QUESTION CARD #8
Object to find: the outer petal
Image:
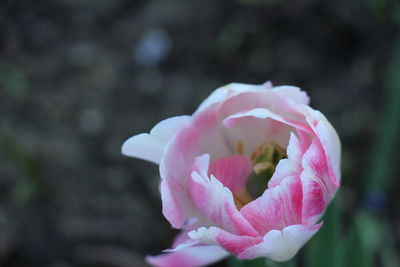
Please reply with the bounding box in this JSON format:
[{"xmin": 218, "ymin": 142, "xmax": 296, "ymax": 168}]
[
  {"xmin": 195, "ymin": 82, "xmax": 273, "ymax": 113},
  {"xmin": 189, "ymin": 154, "xmax": 259, "ymax": 236},
  {"xmin": 146, "ymin": 245, "xmax": 229, "ymax": 267},
  {"xmin": 159, "ymin": 179, "xmax": 186, "ymax": 230},
  {"xmin": 240, "ymin": 175, "xmax": 303, "ymax": 235},
  {"xmin": 238, "ymin": 223, "xmax": 322, "ymax": 262},
  {"xmin": 217, "ymin": 86, "xmax": 310, "ymax": 124},
  {"xmin": 301, "ymin": 138, "xmax": 338, "ymax": 224},
  {"xmin": 122, "ymin": 115, "xmax": 191, "ymax": 164},
  {"xmin": 303, "ymin": 107, "xmax": 341, "ymax": 185},
  {"xmin": 160, "ymin": 109, "xmax": 231, "ymax": 228}
]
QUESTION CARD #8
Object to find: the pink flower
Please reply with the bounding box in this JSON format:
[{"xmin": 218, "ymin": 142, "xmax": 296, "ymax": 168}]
[{"xmin": 122, "ymin": 82, "xmax": 341, "ymax": 267}]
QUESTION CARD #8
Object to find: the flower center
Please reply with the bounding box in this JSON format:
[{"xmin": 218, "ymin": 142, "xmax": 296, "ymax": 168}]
[{"xmin": 233, "ymin": 142, "xmax": 287, "ymax": 210}]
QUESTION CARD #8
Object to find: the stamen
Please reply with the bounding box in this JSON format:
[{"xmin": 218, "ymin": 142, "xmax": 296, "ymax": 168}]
[
  {"xmin": 236, "ymin": 140, "xmax": 244, "ymax": 154},
  {"xmin": 251, "ymin": 143, "xmax": 265, "ymax": 161},
  {"xmin": 246, "ymin": 142, "xmax": 287, "ymax": 200},
  {"xmin": 232, "ymin": 142, "xmax": 287, "ymax": 210},
  {"xmin": 253, "ymin": 161, "xmax": 274, "ymax": 174},
  {"xmin": 233, "ymin": 190, "xmax": 253, "ymax": 210}
]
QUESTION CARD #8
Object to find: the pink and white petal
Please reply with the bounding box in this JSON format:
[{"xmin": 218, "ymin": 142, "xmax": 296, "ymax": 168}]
[
  {"xmin": 272, "ymin": 85, "xmax": 310, "ymax": 105},
  {"xmin": 300, "ymin": 177, "xmax": 326, "ymax": 225},
  {"xmin": 122, "ymin": 115, "xmax": 191, "ymax": 164},
  {"xmin": 160, "ymin": 167, "xmax": 210, "ymax": 229},
  {"xmin": 189, "ymin": 154, "xmax": 258, "ymax": 236},
  {"xmin": 192, "ymin": 107, "xmax": 236, "ymax": 159},
  {"xmin": 161, "ymin": 109, "xmax": 230, "ymax": 189},
  {"xmin": 160, "ymin": 109, "xmax": 231, "ymax": 228},
  {"xmin": 315, "ymin": 120, "xmax": 341, "ymax": 184},
  {"xmin": 209, "ymin": 155, "xmax": 252, "ymax": 193},
  {"xmin": 301, "ymin": 138, "xmax": 338, "ymax": 224},
  {"xmin": 195, "ymin": 82, "xmax": 272, "ymax": 113},
  {"xmin": 224, "ymin": 108, "xmax": 312, "ymax": 140},
  {"xmin": 240, "ymin": 176, "xmax": 303, "ymax": 236},
  {"xmin": 238, "ymin": 223, "xmax": 322, "ymax": 262},
  {"xmin": 189, "ymin": 226, "xmax": 263, "ymax": 256},
  {"xmin": 222, "ymin": 111, "xmax": 297, "ymax": 159},
  {"xmin": 269, "ymin": 131, "xmax": 312, "ymax": 188},
  {"xmin": 217, "ymin": 87, "xmax": 310, "ymax": 124},
  {"xmin": 160, "ymin": 179, "xmax": 188, "ymax": 229},
  {"xmin": 146, "ymin": 245, "xmax": 229, "ymax": 267},
  {"xmin": 307, "ymin": 109, "xmax": 341, "ymax": 185},
  {"xmin": 164, "ymin": 223, "xmax": 204, "ymax": 253},
  {"xmin": 222, "ymin": 108, "xmax": 314, "ymax": 158}
]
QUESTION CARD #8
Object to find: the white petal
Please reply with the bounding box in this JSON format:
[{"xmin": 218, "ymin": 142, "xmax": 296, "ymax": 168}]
[
  {"xmin": 121, "ymin": 115, "xmax": 191, "ymax": 164},
  {"xmin": 146, "ymin": 245, "xmax": 229, "ymax": 267},
  {"xmin": 238, "ymin": 224, "xmax": 322, "ymax": 261}
]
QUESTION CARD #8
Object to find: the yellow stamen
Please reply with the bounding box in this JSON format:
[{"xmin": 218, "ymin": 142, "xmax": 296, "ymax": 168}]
[
  {"xmin": 251, "ymin": 143, "xmax": 266, "ymax": 161},
  {"xmin": 233, "ymin": 190, "xmax": 253, "ymax": 210},
  {"xmin": 236, "ymin": 140, "xmax": 244, "ymax": 154},
  {"xmin": 253, "ymin": 161, "xmax": 274, "ymax": 174}
]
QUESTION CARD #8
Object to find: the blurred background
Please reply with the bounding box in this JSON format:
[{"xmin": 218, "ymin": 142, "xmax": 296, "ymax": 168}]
[{"xmin": 1, "ymin": 0, "xmax": 400, "ymax": 266}]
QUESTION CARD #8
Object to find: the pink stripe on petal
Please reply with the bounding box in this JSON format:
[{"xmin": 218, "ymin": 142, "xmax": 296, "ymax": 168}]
[
  {"xmin": 313, "ymin": 117, "xmax": 341, "ymax": 185},
  {"xmin": 301, "ymin": 177, "xmax": 325, "ymax": 225},
  {"xmin": 240, "ymin": 176, "xmax": 303, "ymax": 235},
  {"xmin": 214, "ymin": 229, "xmax": 263, "ymax": 255},
  {"xmin": 190, "ymin": 155, "xmax": 258, "ymax": 236},
  {"xmin": 209, "ymin": 155, "xmax": 252, "ymax": 193},
  {"xmin": 160, "ymin": 109, "xmax": 226, "ymax": 228},
  {"xmin": 303, "ymin": 107, "xmax": 341, "ymax": 186},
  {"xmin": 188, "ymin": 226, "xmax": 262, "ymax": 257},
  {"xmin": 301, "ymin": 138, "xmax": 338, "ymax": 224}
]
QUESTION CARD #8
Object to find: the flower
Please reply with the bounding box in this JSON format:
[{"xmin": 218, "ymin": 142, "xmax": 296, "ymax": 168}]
[{"xmin": 122, "ymin": 82, "xmax": 341, "ymax": 267}]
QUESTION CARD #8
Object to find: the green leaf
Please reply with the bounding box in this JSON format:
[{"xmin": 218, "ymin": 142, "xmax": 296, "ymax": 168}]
[
  {"xmin": 365, "ymin": 39, "xmax": 400, "ymax": 192},
  {"xmin": 228, "ymin": 257, "xmax": 296, "ymax": 267},
  {"xmin": 306, "ymin": 199, "xmax": 343, "ymax": 267},
  {"xmin": 345, "ymin": 214, "xmax": 373, "ymax": 267},
  {"xmin": 228, "ymin": 257, "xmax": 266, "ymax": 267}
]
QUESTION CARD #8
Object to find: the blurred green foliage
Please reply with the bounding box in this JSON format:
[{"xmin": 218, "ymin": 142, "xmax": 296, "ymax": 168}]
[
  {"xmin": 0, "ymin": 67, "xmax": 29, "ymax": 98},
  {"xmin": 306, "ymin": 199, "xmax": 344, "ymax": 267},
  {"xmin": 0, "ymin": 131, "xmax": 43, "ymax": 205}
]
